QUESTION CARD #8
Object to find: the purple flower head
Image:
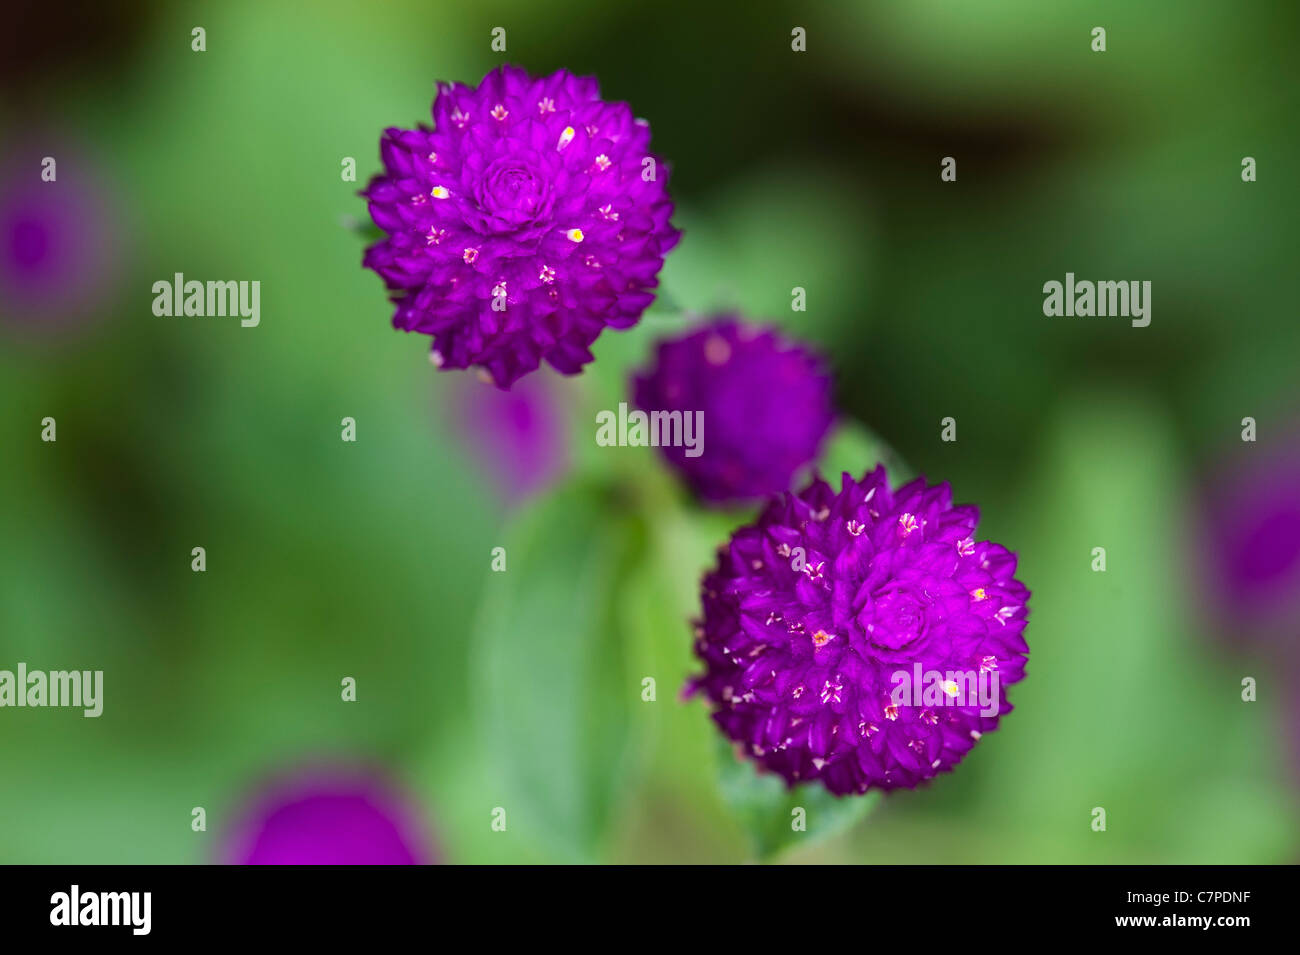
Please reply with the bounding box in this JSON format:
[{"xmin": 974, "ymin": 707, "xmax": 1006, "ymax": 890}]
[
  {"xmin": 690, "ymin": 467, "xmax": 1030, "ymax": 795},
  {"xmin": 1203, "ymin": 440, "xmax": 1300, "ymax": 634},
  {"xmin": 449, "ymin": 367, "xmax": 570, "ymax": 505},
  {"xmin": 362, "ymin": 65, "xmax": 680, "ymax": 389},
  {"xmin": 633, "ymin": 317, "xmax": 834, "ymax": 504},
  {"xmin": 223, "ymin": 767, "xmax": 434, "ymax": 865}
]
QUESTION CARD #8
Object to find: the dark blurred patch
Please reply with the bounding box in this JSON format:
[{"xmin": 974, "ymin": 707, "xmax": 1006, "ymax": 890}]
[
  {"xmin": 494, "ymin": 3, "xmax": 1073, "ymax": 203},
  {"xmin": 0, "ymin": 0, "xmax": 155, "ymax": 97}
]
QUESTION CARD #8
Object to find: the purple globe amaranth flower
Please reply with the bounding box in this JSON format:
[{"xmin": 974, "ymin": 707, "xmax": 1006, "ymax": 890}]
[
  {"xmin": 362, "ymin": 65, "xmax": 680, "ymax": 388},
  {"xmin": 223, "ymin": 767, "xmax": 434, "ymax": 865},
  {"xmin": 690, "ymin": 466, "xmax": 1030, "ymax": 795},
  {"xmin": 633, "ymin": 318, "xmax": 834, "ymax": 504}
]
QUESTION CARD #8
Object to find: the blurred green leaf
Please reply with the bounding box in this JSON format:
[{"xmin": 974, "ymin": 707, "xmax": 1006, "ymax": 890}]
[
  {"xmin": 817, "ymin": 417, "xmax": 913, "ymax": 484},
  {"xmin": 344, "ymin": 216, "xmax": 384, "ymax": 243},
  {"xmin": 472, "ymin": 481, "xmax": 645, "ymax": 861},
  {"xmin": 658, "ymin": 166, "xmax": 879, "ymax": 344},
  {"xmin": 716, "ymin": 738, "xmax": 881, "ymax": 861},
  {"xmin": 977, "ymin": 389, "xmax": 1300, "ymax": 861}
]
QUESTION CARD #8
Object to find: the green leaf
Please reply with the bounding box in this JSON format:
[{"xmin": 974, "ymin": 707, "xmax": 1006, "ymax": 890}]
[
  {"xmin": 472, "ymin": 481, "xmax": 645, "ymax": 861},
  {"xmin": 342, "ymin": 214, "xmax": 383, "ymax": 243},
  {"xmin": 817, "ymin": 417, "xmax": 913, "ymax": 484},
  {"xmin": 657, "ymin": 167, "xmax": 879, "ymax": 345},
  {"xmin": 582, "ymin": 308, "xmax": 694, "ymax": 406},
  {"xmin": 715, "ymin": 738, "xmax": 881, "ymax": 861},
  {"xmin": 976, "ymin": 390, "xmax": 1300, "ymax": 861}
]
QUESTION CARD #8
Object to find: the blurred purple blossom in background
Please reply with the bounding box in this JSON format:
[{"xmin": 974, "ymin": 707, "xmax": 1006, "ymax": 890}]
[
  {"xmin": 1201, "ymin": 428, "xmax": 1300, "ymax": 785},
  {"xmin": 0, "ymin": 142, "xmax": 121, "ymax": 332},
  {"xmin": 223, "ymin": 766, "xmax": 434, "ymax": 865},
  {"xmin": 448, "ymin": 367, "xmax": 571, "ymax": 506},
  {"xmin": 1203, "ymin": 434, "xmax": 1300, "ymax": 638}
]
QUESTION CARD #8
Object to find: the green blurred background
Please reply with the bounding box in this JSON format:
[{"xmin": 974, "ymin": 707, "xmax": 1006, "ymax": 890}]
[{"xmin": 1, "ymin": 0, "xmax": 1297, "ymax": 863}]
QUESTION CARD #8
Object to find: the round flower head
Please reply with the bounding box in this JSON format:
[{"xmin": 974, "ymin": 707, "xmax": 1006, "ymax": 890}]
[
  {"xmin": 223, "ymin": 768, "xmax": 434, "ymax": 865},
  {"xmin": 632, "ymin": 318, "xmax": 834, "ymax": 504},
  {"xmin": 362, "ymin": 65, "xmax": 680, "ymax": 388},
  {"xmin": 690, "ymin": 466, "xmax": 1030, "ymax": 794}
]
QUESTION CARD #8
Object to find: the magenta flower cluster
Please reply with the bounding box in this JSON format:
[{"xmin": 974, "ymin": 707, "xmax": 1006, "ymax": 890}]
[
  {"xmin": 690, "ymin": 467, "xmax": 1030, "ymax": 794},
  {"xmin": 361, "ymin": 65, "xmax": 1031, "ymax": 802},
  {"xmin": 633, "ymin": 317, "xmax": 834, "ymax": 504},
  {"xmin": 363, "ymin": 65, "xmax": 679, "ymax": 388}
]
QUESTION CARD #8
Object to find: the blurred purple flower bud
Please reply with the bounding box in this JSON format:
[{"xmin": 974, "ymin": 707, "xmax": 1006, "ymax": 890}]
[
  {"xmin": 449, "ymin": 367, "xmax": 570, "ymax": 505},
  {"xmin": 224, "ymin": 766, "xmax": 435, "ymax": 865},
  {"xmin": 0, "ymin": 142, "xmax": 122, "ymax": 333},
  {"xmin": 1203, "ymin": 436, "xmax": 1300, "ymax": 636}
]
